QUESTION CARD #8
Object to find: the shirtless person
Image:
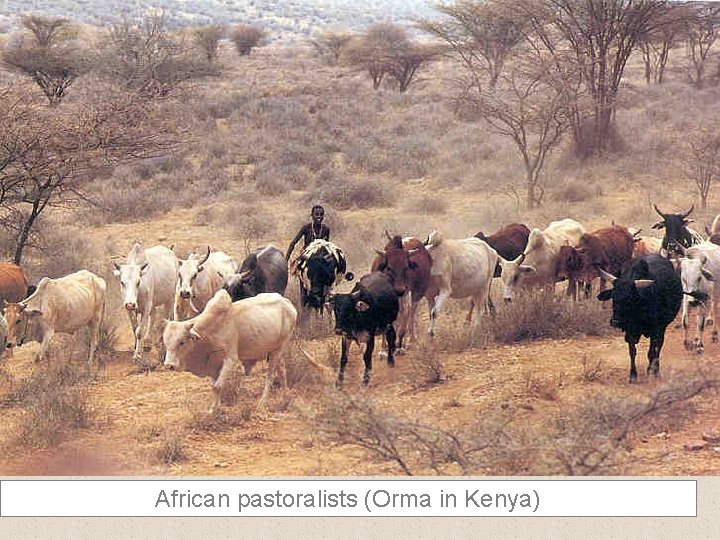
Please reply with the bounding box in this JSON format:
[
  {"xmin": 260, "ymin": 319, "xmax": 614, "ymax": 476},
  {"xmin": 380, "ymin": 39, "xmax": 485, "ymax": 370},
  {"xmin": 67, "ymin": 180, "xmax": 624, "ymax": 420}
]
[{"xmin": 285, "ymin": 205, "xmax": 330, "ymax": 261}]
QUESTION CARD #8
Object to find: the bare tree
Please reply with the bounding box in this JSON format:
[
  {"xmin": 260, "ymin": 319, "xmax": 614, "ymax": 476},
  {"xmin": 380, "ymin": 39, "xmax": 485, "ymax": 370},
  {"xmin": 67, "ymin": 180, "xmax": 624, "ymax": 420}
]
[
  {"xmin": 193, "ymin": 24, "xmax": 225, "ymax": 63},
  {"xmin": 385, "ymin": 42, "xmax": 441, "ymax": 93},
  {"xmin": 683, "ymin": 3, "xmax": 720, "ymax": 89},
  {"xmin": 0, "ymin": 88, "xmax": 186, "ymax": 263},
  {"xmin": 685, "ymin": 128, "xmax": 720, "ymax": 210},
  {"xmin": 458, "ymin": 57, "xmax": 575, "ymax": 208},
  {"xmin": 639, "ymin": 2, "xmax": 691, "ymax": 84},
  {"xmin": 229, "ymin": 24, "xmax": 265, "ymax": 56},
  {"xmin": 21, "ymin": 15, "xmax": 72, "ymax": 48},
  {"xmin": 421, "ymin": 0, "xmax": 527, "ymax": 88}
]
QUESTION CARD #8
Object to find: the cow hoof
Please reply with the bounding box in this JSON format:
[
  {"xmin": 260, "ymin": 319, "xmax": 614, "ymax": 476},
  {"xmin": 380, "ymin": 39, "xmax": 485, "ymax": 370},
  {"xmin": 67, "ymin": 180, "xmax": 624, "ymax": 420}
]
[
  {"xmin": 335, "ymin": 379, "xmax": 343, "ymax": 390},
  {"xmin": 673, "ymin": 322, "xmax": 682, "ymax": 329},
  {"xmin": 696, "ymin": 347, "xmax": 704, "ymax": 355},
  {"xmin": 143, "ymin": 345, "xmax": 152, "ymax": 352},
  {"xmin": 378, "ymin": 351, "xmax": 388, "ymax": 359},
  {"xmin": 684, "ymin": 340, "xmax": 693, "ymax": 351},
  {"xmin": 362, "ymin": 373, "xmax": 371, "ymax": 385},
  {"xmin": 713, "ymin": 333, "xmax": 719, "ymax": 343},
  {"xmin": 395, "ymin": 348, "xmax": 406, "ymax": 356},
  {"xmin": 387, "ymin": 358, "xmax": 395, "ymax": 368}
]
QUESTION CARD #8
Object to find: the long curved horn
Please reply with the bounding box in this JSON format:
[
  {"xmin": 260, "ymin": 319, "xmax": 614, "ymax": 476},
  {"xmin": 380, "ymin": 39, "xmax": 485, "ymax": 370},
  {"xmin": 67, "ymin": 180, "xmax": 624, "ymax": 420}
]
[
  {"xmin": 374, "ymin": 249, "xmax": 384, "ymax": 256},
  {"xmin": 682, "ymin": 204, "xmax": 695, "ymax": 219},
  {"xmin": 384, "ymin": 229, "xmax": 392, "ymax": 240},
  {"xmin": 597, "ymin": 268, "xmax": 617, "ymax": 284},
  {"xmin": 676, "ymin": 243, "xmax": 688, "ymax": 256},
  {"xmin": 653, "ymin": 204, "xmax": 666, "ymax": 218},
  {"xmin": 514, "ymin": 252, "xmax": 526, "ymax": 265},
  {"xmin": 198, "ymin": 246, "xmax": 211, "ymax": 267}
]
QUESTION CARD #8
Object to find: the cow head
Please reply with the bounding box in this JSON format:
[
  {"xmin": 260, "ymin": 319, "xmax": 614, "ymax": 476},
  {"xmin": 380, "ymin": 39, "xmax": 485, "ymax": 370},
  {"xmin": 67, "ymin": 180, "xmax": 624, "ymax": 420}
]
[
  {"xmin": 498, "ymin": 252, "xmax": 536, "ymax": 302},
  {"xmin": 373, "ymin": 235, "xmax": 418, "ymax": 297},
  {"xmin": 3, "ymin": 300, "xmax": 40, "ymax": 350},
  {"xmin": 176, "ymin": 247, "xmax": 210, "ymax": 301},
  {"xmin": 596, "ymin": 263, "xmax": 656, "ymax": 330},
  {"xmin": 652, "ymin": 204, "xmax": 695, "ymax": 254},
  {"xmin": 163, "ymin": 320, "xmax": 205, "ymax": 373},
  {"xmin": 328, "ymin": 290, "xmax": 371, "ymax": 340},
  {"xmin": 223, "ymin": 270, "xmax": 256, "ymax": 301},
  {"xmin": 555, "ymin": 245, "xmax": 583, "ymax": 282},
  {"xmin": 114, "ymin": 261, "xmax": 149, "ymax": 312}
]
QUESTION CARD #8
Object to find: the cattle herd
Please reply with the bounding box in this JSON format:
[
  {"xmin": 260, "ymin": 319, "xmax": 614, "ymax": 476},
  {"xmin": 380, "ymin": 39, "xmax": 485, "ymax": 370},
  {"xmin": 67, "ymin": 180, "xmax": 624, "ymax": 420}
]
[{"xmin": 1, "ymin": 204, "xmax": 720, "ymax": 413}]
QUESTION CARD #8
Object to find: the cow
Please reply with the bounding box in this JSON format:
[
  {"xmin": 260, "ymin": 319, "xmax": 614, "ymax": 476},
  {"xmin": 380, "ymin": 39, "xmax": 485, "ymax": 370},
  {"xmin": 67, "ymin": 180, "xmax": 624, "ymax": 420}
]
[
  {"xmin": 4, "ymin": 270, "xmax": 106, "ymax": 364},
  {"xmin": 631, "ymin": 233, "xmax": 663, "ymax": 258},
  {"xmin": 163, "ymin": 290, "xmax": 297, "ymax": 413},
  {"xmin": 555, "ymin": 226, "xmax": 635, "ymax": 299},
  {"xmin": 683, "ymin": 242, "xmax": 720, "ymax": 344},
  {"xmin": 295, "ymin": 239, "xmax": 353, "ymax": 312},
  {"xmin": 597, "ymin": 254, "xmax": 682, "ymax": 382},
  {"xmin": 475, "ymin": 223, "xmax": 530, "ymax": 278},
  {"xmin": 113, "ymin": 242, "xmax": 178, "ymax": 364},
  {"xmin": 499, "ymin": 218, "xmax": 586, "ymax": 302},
  {"xmin": 329, "ymin": 272, "xmax": 399, "ymax": 388},
  {"xmin": 705, "ymin": 214, "xmax": 720, "ymax": 246},
  {"xmin": 223, "ymin": 245, "xmax": 287, "ymax": 301},
  {"xmin": 0, "ymin": 263, "xmax": 30, "ymax": 306},
  {"xmin": 424, "ymin": 230, "xmax": 498, "ymax": 337},
  {"xmin": 678, "ymin": 255, "xmax": 714, "ymax": 353},
  {"xmin": 371, "ymin": 234, "xmax": 432, "ymax": 351},
  {"xmin": 652, "ymin": 204, "xmax": 703, "ymax": 255},
  {"xmin": 174, "ymin": 247, "xmax": 237, "ymax": 320}
]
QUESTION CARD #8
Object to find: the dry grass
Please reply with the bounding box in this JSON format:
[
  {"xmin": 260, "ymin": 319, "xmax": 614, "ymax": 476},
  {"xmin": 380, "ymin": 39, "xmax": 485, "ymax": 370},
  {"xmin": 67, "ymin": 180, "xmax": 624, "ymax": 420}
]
[{"xmin": 154, "ymin": 428, "xmax": 188, "ymax": 465}]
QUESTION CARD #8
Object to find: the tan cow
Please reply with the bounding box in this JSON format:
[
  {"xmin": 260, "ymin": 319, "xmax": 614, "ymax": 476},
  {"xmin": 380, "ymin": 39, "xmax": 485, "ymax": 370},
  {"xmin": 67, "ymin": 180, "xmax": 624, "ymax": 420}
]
[
  {"xmin": 5, "ymin": 270, "xmax": 106, "ymax": 363},
  {"xmin": 163, "ymin": 290, "xmax": 297, "ymax": 413}
]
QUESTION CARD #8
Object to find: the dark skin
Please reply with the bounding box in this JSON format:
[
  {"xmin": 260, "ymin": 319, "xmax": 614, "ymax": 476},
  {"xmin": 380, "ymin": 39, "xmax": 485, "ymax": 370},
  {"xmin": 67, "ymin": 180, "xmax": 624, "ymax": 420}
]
[{"xmin": 286, "ymin": 207, "xmax": 330, "ymax": 260}]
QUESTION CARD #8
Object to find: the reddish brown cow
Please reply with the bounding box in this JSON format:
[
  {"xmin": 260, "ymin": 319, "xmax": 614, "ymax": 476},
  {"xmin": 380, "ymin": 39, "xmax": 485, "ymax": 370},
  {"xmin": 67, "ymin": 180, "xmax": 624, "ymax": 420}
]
[
  {"xmin": 371, "ymin": 235, "xmax": 432, "ymax": 351},
  {"xmin": 475, "ymin": 223, "xmax": 530, "ymax": 277},
  {"xmin": 0, "ymin": 263, "xmax": 31, "ymax": 358},
  {"xmin": 556, "ymin": 226, "xmax": 635, "ymax": 299}
]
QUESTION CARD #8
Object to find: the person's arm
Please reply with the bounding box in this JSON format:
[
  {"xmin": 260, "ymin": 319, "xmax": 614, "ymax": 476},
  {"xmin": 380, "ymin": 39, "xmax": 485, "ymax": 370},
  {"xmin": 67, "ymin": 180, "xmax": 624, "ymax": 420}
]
[{"xmin": 286, "ymin": 226, "xmax": 306, "ymax": 260}]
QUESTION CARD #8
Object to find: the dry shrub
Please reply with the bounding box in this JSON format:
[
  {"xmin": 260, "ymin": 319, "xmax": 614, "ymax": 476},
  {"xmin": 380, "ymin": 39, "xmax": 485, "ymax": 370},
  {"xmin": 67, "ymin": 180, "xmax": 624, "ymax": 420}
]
[
  {"xmin": 155, "ymin": 428, "xmax": 187, "ymax": 464},
  {"xmin": 578, "ymin": 355, "xmax": 605, "ymax": 383},
  {"xmin": 8, "ymin": 362, "xmax": 99, "ymax": 448},
  {"xmin": 187, "ymin": 406, "xmax": 251, "ymax": 433},
  {"xmin": 402, "ymin": 194, "xmax": 447, "ymax": 215},
  {"xmin": 521, "ymin": 370, "xmax": 563, "ymax": 401},
  {"xmin": 554, "ymin": 180, "xmax": 596, "ymax": 203},
  {"xmin": 304, "ymin": 177, "xmax": 393, "ymax": 210},
  {"xmin": 409, "ymin": 343, "xmax": 445, "ymax": 387},
  {"xmin": 484, "ymin": 291, "xmax": 610, "ymax": 344}
]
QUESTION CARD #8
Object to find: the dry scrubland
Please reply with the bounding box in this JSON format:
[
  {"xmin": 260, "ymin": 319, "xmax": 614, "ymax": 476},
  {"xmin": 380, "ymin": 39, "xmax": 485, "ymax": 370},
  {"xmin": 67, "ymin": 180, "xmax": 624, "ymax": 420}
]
[{"xmin": 2, "ymin": 41, "xmax": 720, "ymax": 476}]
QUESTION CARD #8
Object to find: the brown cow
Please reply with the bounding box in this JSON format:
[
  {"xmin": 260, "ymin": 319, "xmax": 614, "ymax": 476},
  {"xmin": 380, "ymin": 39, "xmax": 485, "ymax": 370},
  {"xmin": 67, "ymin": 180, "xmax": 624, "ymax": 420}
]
[
  {"xmin": 475, "ymin": 223, "xmax": 530, "ymax": 278},
  {"xmin": 371, "ymin": 234, "xmax": 432, "ymax": 351},
  {"xmin": 556, "ymin": 226, "xmax": 635, "ymax": 299}
]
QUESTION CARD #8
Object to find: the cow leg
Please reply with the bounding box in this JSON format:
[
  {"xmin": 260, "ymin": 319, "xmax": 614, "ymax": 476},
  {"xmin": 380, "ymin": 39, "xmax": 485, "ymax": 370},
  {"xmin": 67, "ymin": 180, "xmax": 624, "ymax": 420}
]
[
  {"xmin": 88, "ymin": 313, "xmax": 101, "ymax": 365},
  {"xmin": 429, "ymin": 289, "xmax": 451, "ymax": 337},
  {"xmin": 711, "ymin": 288, "xmax": 719, "ymax": 343},
  {"xmin": 385, "ymin": 326, "xmax": 396, "ymax": 368},
  {"xmin": 210, "ymin": 355, "xmax": 236, "ymax": 413},
  {"xmin": 626, "ymin": 334, "xmax": 639, "ymax": 382},
  {"xmin": 258, "ymin": 349, "xmax": 287, "ymax": 410},
  {"xmin": 648, "ymin": 332, "xmax": 665, "ymax": 377},
  {"xmin": 362, "ymin": 333, "xmax": 375, "ymax": 385},
  {"xmin": 695, "ymin": 306, "xmax": 706, "ymax": 354},
  {"xmin": 336, "ymin": 335, "xmax": 349, "ymax": 389},
  {"xmin": 36, "ymin": 327, "xmax": 54, "ymax": 363},
  {"xmin": 682, "ymin": 300, "xmax": 693, "ymax": 351},
  {"xmin": 466, "ymin": 300, "xmax": 474, "ymax": 323}
]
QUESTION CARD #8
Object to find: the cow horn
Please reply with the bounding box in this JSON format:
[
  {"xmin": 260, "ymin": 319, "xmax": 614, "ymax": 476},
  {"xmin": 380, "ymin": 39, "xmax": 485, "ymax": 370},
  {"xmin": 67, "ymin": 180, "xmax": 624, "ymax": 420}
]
[
  {"xmin": 676, "ymin": 244, "xmax": 688, "ymax": 256},
  {"xmin": 633, "ymin": 228, "xmax": 642, "ymax": 238},
  {"xmin": 634, "ymin": 279, "xmax": 654, "ymax": 289},
  {"xmin": 168, "ymin": 244, "xmax": 175, "ymax": 251},
  {"xmin": 140, "ymin": 262, "xmax": 149, "ymax": 272},
  {"xmin": 514, "ymin": 252, "xmax": 526, "ymax": 265},
  {"xmin": 653, "ymin": 204, "xmax": 666, "ymax": 218},
  {"xmin": 682, "ymin": 204, "xmax": 695, "ymax": 219},
  {"xmin": 384, "ymin": 229, "xmax": 392, "ymax": 240},
  {"xmin": 706, "ymin": 226, "xmax": 713, "ymax": 237},
  {"xmin": 198, "ymin": 246, "xmax": 211, "ymax": 266},
  {"xmin": 113, "ymin": 262, "xmax": 121, "ymax": 271},
  {"xmin": 375, "ymin": 249, "xmax": 384, "ymax": 256},
  {"xmin": 189, "ymin": 327, "xmax": 203, "ymax": 340},
  {"xmin": 597, "ymin": 268, "xmax": 617, "ymax": 284}
]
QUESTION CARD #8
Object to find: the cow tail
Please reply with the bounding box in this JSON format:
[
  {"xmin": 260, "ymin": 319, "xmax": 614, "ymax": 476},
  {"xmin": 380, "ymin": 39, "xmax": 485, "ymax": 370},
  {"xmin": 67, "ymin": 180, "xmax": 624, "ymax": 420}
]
[{"xmin": 295, "ymin": 340, "xmax": 334, "ymax": 381}]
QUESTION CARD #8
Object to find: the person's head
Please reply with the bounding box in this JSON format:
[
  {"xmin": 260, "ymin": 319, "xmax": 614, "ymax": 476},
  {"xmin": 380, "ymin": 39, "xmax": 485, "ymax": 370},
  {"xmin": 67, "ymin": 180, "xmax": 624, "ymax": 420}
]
[{"xmin": 311, "ymin": 205, "xmax": 325, "ymax": 225}]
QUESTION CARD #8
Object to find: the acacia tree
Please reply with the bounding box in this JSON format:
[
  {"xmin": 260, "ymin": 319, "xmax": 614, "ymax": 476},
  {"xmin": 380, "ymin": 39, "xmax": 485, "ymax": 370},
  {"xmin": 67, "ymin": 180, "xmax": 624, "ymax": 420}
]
[
  {"xmin": 458, "ymin": 57, "xmax": 575, "ymax": 208},
  {"xmin": 2, "ymin": 16, "xmax": 87, "ymax": 105},
  {"xmin": 344, "ymin": 23, "xmax": 409, "ymax": 90},
  {"xmin": 193, "ymin": 24, "xmax": 225, "ymax": 63},
  {"xmin": 311, "ymin": 30, "xmax": 352, "ymax": 65},
  {"xmin": 522, "ymin": 0, "xmax": 667, "ymax": 156},
  {"xmin": 684, "ymin": 3, "xmax": 720, "ymax": 89},
  {"xmin": 639, "ymin": 2, "xmax": 691, "ymax": 84},
  {"xmin": 685, "ymin": 128, "xmax": 720, "ymax": 210},
  {"xmin": 421, "ymin": 0, "xmax": 527, "ymax": 88},
  {"xmin": 229, "ymin": 24, "xmax": 264, "ymax": 56},
  {"xmin": 0, "ymin": 88, "xmax": 185, "ymax": 263}
]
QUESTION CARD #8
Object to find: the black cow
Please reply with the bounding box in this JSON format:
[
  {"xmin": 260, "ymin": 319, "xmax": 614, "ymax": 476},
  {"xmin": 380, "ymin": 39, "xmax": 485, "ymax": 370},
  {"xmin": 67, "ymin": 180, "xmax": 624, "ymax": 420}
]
[
  {"xmin": 224, "ymin": 245, "xmax": 288, "ymax": 301},
  {"xmin": 296, "ymin": 240, "xmax": 353, "ymax": 311},
  {"xmin": 330, "ymin": 272, "xmax": 399, "ymax": 388},
  {"xmin": 652, "ymin": 204, "xmax": 702, "ymax": 255},
  {"xmin": 597, "ymin": 254, "xmax": 682, "ymax": 382}
]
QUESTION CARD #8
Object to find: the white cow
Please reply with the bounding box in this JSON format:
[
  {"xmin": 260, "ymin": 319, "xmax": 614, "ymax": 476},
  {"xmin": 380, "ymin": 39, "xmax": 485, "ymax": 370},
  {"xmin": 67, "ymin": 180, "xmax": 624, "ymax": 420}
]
[
  {"xmin": 114, "ymin": 242, "xmax": 178, "ymax": 363},
  {"xmin": 4, "ymin": 270, "xmax": 106, "ymax": 363},
  {"xmin": 424, "ymin": 230, "xmax": 498, "ymax": 337},
  {"xmin": 499, "ymin": 218, "xmax": 586, "ymax": 301},
  {"xmin": 678, "ymin": 256, "xmax": 715, "ymax": 353},
  {"xmin": 684, "ymin": 242, "xmax": 720, "ymax": 346},
  {"xmin": 163, "ymin": 290, "xmax": 297, "ymax": 413},
  {"xmin": 174, "ymin": 247, "xmax": 237, "ymax": 321}
]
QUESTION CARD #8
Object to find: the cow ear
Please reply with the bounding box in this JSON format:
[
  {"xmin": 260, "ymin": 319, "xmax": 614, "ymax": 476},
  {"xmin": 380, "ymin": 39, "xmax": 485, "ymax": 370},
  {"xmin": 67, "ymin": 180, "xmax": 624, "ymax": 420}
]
[
  {"xmin": 597, "ymin": 289, "xmax": 613, "ymax": 301},
  {"xmin": 178, "ymin": 260, "xmax": 183, "ymax": 267},
  {"xmin": 519, "ymin": 265, "xmax": 536, "ymax": 274},
  {"xmin": 189, "ymin": 327, "xmax": 202, "ymax": 340},
  {"xmin": 702, "ymin": 269, "xmax": 715, "ymax": 282},
  {"xmin": 651, "ymin": 222, "xmax": 665, "ymax": 230},
  {"xmin": 140, "ymin": 263, "xmax": 149, "ymax": 273},
  {"xmin": 634, "ymin": 279, "xmax": 655, "ymax": 289},
  {"xmin": 355, "ymin": 300, "xmax": 370, "ymax": 312},
  {"xmin": 197, "ymin": 266, "xmax": 205, "ymax": 273}
]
